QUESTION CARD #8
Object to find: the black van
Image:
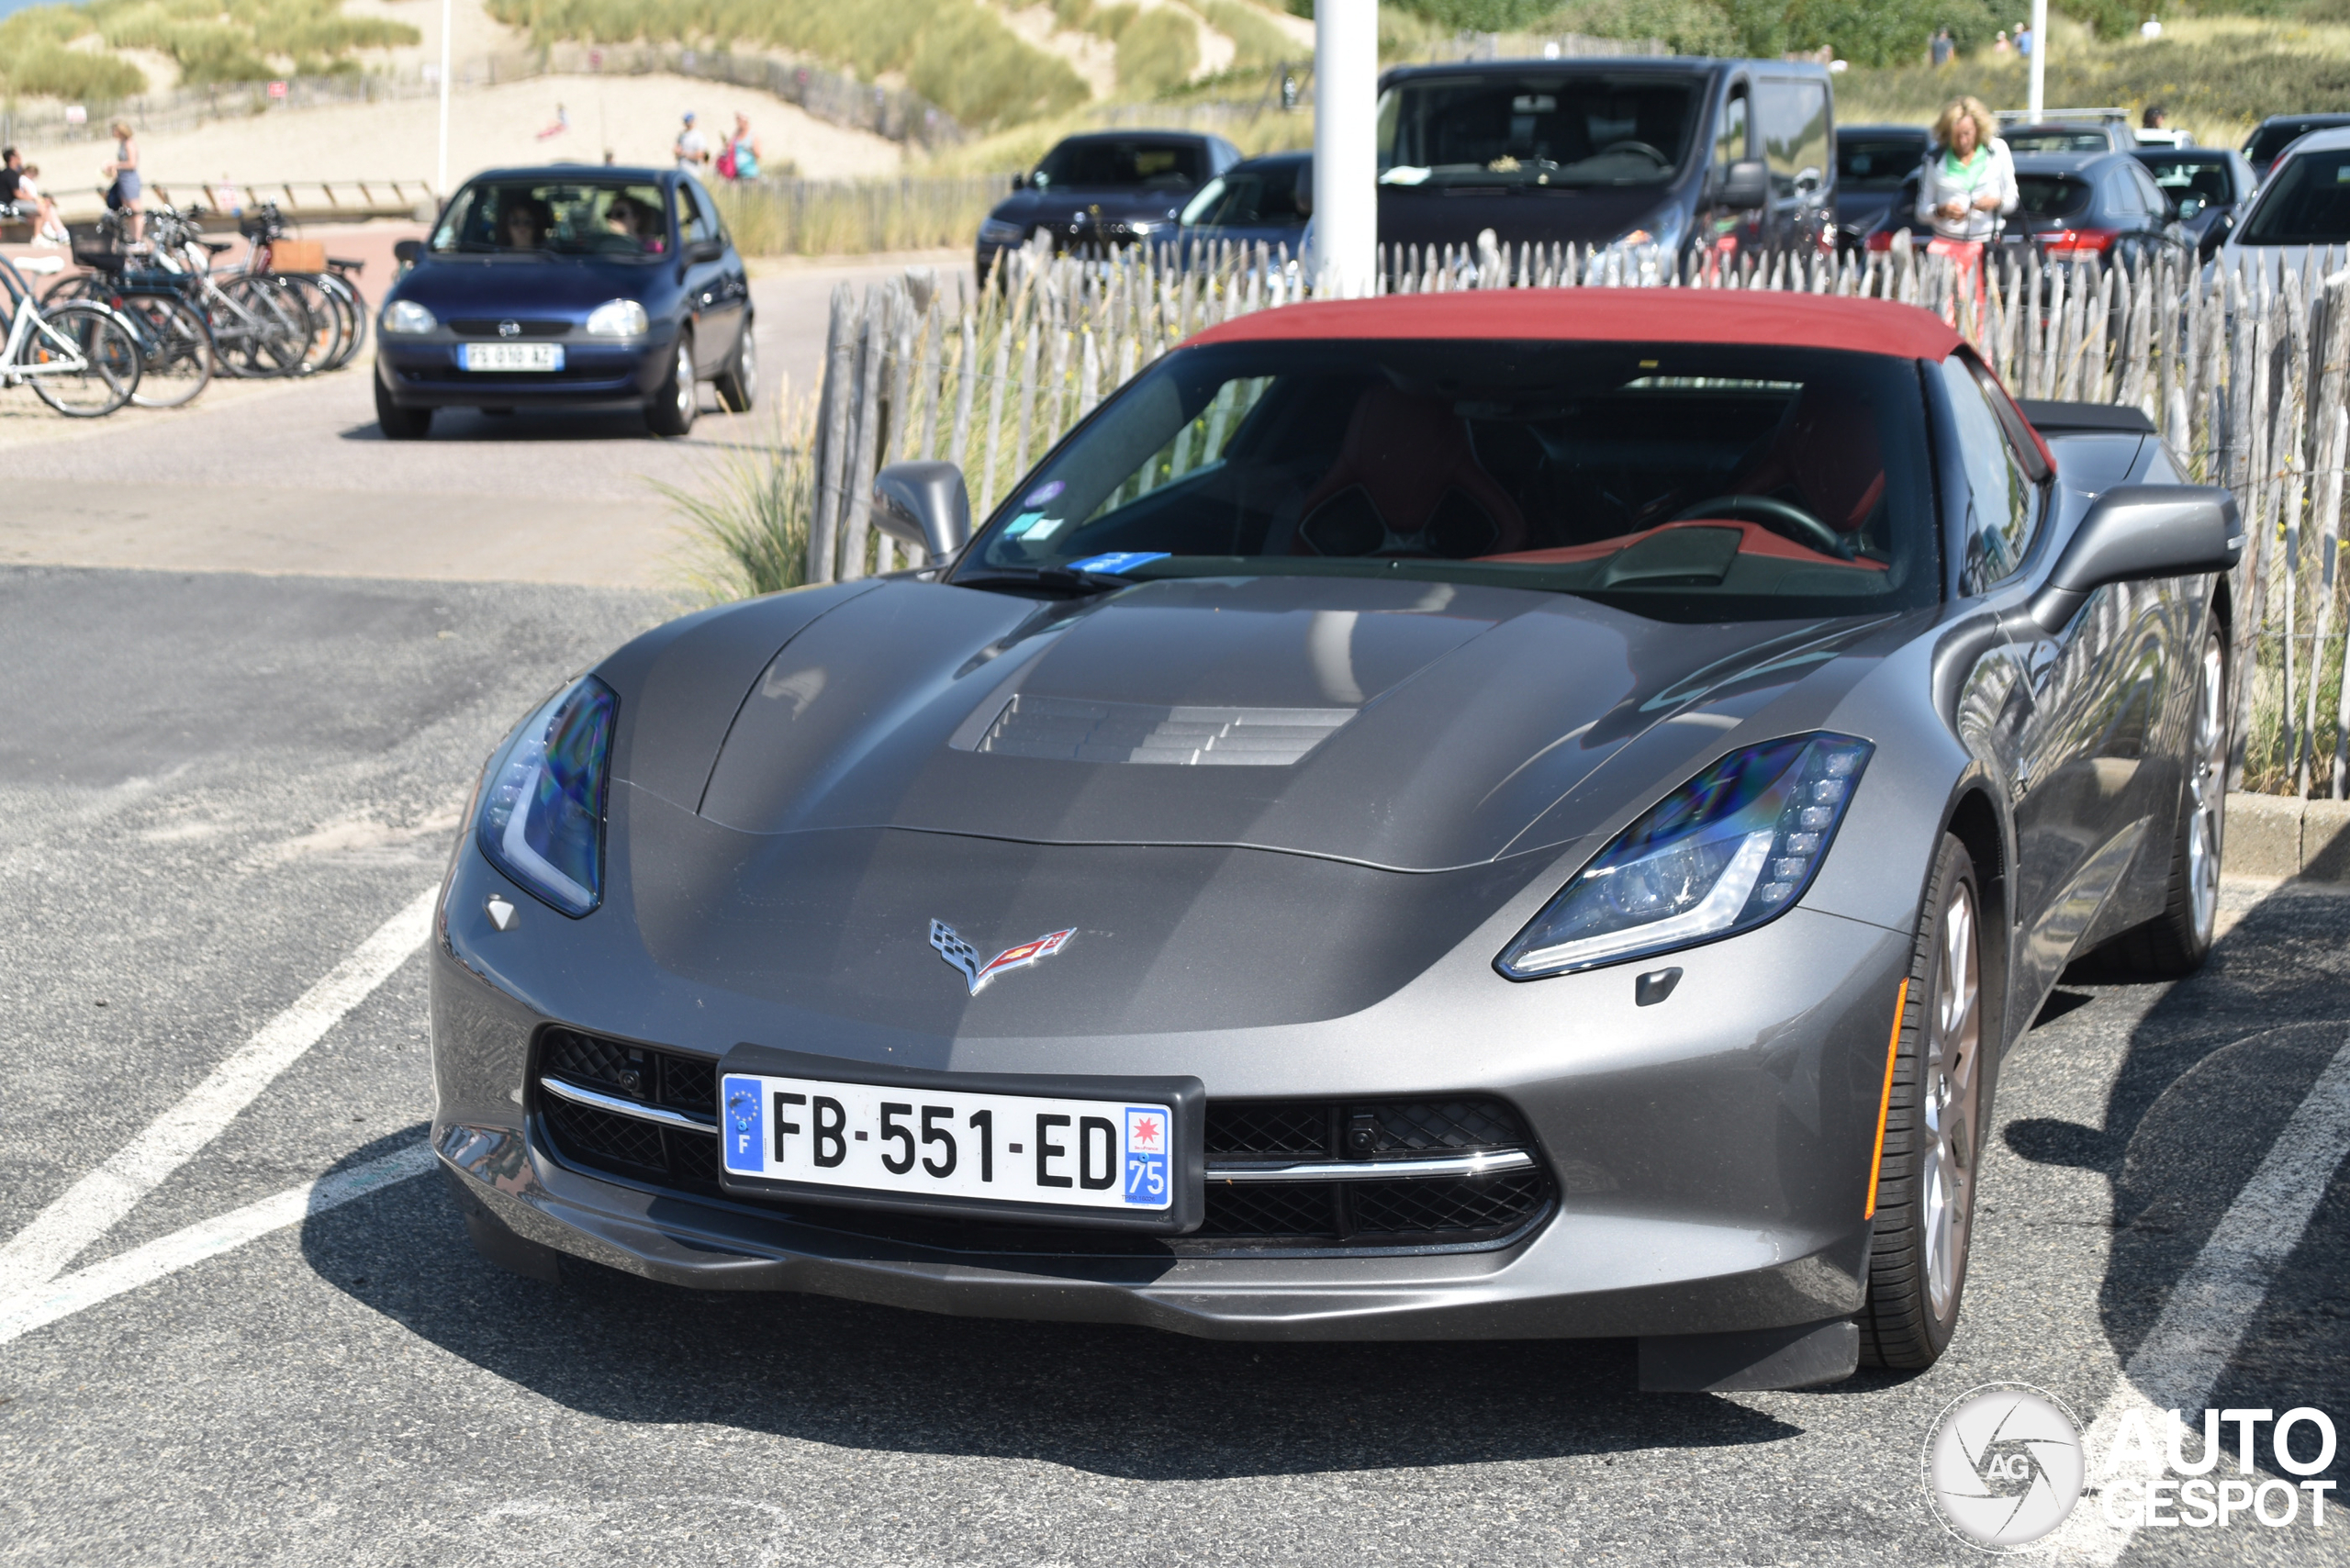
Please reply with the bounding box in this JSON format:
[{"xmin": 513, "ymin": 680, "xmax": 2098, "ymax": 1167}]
[{"xmin": 1376, "ymin": 58, "xmax": 1834, "ymax": 274}]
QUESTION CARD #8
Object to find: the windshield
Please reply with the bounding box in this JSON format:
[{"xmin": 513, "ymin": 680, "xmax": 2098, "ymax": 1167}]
[
  {"xmin": 1181, "ymin": 164, "xmax": 1307, "ymax": 228},
  {"xmin": 1839, "ymin": 137, "xmax": 1924, "ymax": 190},
  {"xmin": 432, "ymin": 179, "xmax": 669, "ymax": 257},
  {"xmin": 1035, "ymin": 139, "xmax": 1205, "ymax": 190},
  {"xmin": 2005, "ymin": 129, "xmax": 2111, "ymax": 153},
  {"xmin": 957, "ymin": 340, "xmax": 1936, "ymax": 623},
  {"xmin": 2239, "ymin": 147, "xmax": 2350, "ymax": 243},
  {"xmin": 2015, "ymin": 175, "xmax": 2091, "ymax": 219},
  {"xmin": 1377, "ymin": 74, "xmax": 1697, "ymax": 189},
  {"xmin": 2246, "ymin": 120, "xmax": 2348, "ymax": 168},
  {"xmin": 2140, "ymin": 156, "xmax": 2235, "ymax": 216}
]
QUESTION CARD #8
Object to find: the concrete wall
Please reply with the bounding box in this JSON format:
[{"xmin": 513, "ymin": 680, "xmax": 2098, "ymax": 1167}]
[{"xmin": 2227, "ymin": 794, "xmax": 2350, "ymax": 881}]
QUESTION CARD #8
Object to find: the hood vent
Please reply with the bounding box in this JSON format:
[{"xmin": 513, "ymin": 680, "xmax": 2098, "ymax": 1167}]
[{"xmin": 967, "ymin": 693, "xmax": 1353, "ymax": 767}]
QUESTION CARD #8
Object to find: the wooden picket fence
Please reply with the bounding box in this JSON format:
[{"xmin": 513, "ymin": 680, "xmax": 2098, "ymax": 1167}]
[{"xmin": 794, "ymin": 234, "xmax": 2350, "ymax": 798}]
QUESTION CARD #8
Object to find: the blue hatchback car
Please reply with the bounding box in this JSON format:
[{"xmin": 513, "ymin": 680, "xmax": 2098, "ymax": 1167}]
[{"xmin": 375, "ymin": 165, "xmax": 753, "ymax": 439}]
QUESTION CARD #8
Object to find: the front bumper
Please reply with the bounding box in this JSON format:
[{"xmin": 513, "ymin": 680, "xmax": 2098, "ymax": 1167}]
[
  {"xmin": 431, "ymin": 829, "xmax": 1914, "ymax": 1342},
  {"xmin": 375, "ymin": 330, "xmax": 672, "ymax": 409}
]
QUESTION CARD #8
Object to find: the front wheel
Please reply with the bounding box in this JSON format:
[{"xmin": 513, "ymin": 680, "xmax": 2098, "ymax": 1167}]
[
  {"xmin": 375, "ymin": 372, "xmax": 431, "ymax": 440},
  {"xmin": 27, "ymin": 303, "xmax": 141, "ymax": 417},
  {"xmin": 123, "ymin": 292, "xmax": 216, "ymax": 409},
  {"xmin": 645, "ymin": 332, "xmax": 697, "ymax": 437},
  {"xmin": 1858, "ymin": 833, "xmax": 1987, "ymax": 1371}
]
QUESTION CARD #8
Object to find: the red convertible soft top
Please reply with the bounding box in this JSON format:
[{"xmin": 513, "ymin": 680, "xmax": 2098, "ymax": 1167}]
[{"xmin": 1188, "ymin": 287, "xmax": 1965, "ymax": 362}]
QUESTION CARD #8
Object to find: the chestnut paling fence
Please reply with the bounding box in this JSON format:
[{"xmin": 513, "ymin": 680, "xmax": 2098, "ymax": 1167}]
[{"xmin": 752, "ymin": 234, "xmax": 2350, "ymax": 798}]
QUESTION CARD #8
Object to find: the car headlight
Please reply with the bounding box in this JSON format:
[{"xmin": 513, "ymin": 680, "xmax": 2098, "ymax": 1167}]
[
  {"xmin": 381, "ymin": 299, "xmax": 437, "ymax": 334},
  {"xmin": 978, "ymin": 218, "xmax": 1026, "ymax": 245},
  {"xmin": 1496, "ymin": 733, "xmax": 1874, "ymax": 979},
  {"xmin": 476, "ymin": 677, "xmax": 617, "ymax": 917},
  {"xmin": 583, "ymin": 298, "xmax": 649, "ymax": 337},
  {"xmin": 1583, "ymin": 206, "xmax": 1687, "ymax": 286}
]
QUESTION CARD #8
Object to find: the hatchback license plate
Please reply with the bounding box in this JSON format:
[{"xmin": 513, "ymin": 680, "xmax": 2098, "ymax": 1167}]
[
  {"xmin": 719, "ymin": 1072, "xmax": 1173, "ymax": 1211},
  {"xmin": 461, "ymin": 342, "xmax": 563, "ymax": 372}
]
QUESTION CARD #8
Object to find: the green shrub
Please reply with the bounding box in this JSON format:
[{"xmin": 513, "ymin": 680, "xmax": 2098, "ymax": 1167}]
[
  {"xmin": 1192, "ymin": 0, "xmax": 1300, "ymax": 67},
  {"xmin": 1118, "ymin": 6, "xmax": 1201, "ymax": 94},
  {"xmin": 0, "ymin": 39, "xmax": 148, "ymax": 99},
  {"xmin": 1090, "ymin": 2, "xmax": 1140, "ymax": 39}
]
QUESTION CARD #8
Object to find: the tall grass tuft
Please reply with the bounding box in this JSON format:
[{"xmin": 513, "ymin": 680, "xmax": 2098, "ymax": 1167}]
[
  {"xmin": 661, "ymin": 397, "xmax": 819, "ymax": 604},
  {"xmin": 1117, "ymin": 7, "xmax": 1202, "ymax": 95},
  {"xmin": 709, "ymin": 175, "xmax": 1003, "ymax": 256}
]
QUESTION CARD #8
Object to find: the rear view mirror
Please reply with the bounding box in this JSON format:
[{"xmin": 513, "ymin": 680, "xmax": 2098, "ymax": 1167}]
[
  {"xmin": 873, "ymin": 461, "xmax": 972, "ymax": 565},
  {"xmin": 1714, "ymin": 158, "xmax": 1769, "ymax": 210},
  {"xmin": 2030, "ymin": 484, "xmax": 2242, "ymax": 632}
]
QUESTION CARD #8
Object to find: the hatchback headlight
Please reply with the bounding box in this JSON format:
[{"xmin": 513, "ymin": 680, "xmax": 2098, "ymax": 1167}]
[
  {"xmin": 1496, "ymin": 733, "xmax": 1874, "ymax": 979},
  {"xmin": 978, "ymin": 218, "xmax": 1026, "ymax": 245},
  {"xmin": 476, "ymin": 677, "xmax": 617, "ymax": 917},
  {"xmin": 381, "ymin": 299, "xmax": 437, "ymax": 334},
  {"xmin": 584, "ymin": 298, "xmax": 650, "ymax": 337}
]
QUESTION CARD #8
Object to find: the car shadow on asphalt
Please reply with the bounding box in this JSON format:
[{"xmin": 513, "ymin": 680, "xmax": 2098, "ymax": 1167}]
[
  {"xmin": 339, "ymin": 409, "xmax": 772, "ymax": 452},
  {"xmin": 300, "ymin": 1135, "xmax": 1804, "ymax": 1478},
  {"xmin": 2004, "ymin": 883, "xmax": 2350, "ymax": 1486}
]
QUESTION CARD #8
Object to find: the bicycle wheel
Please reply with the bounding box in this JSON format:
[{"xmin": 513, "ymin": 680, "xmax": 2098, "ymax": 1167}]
[
  {"xmin": 319, "ymin": 273, "xmax": 367, "ymax": 370},
  {"xmin": 121, "ymin": 291, "xmax": 216, "ymax": 409},
  {"xmin": 216, "ymin": 274, "xmax": 313, "ymax": 377},
  {"xmin": 274, "ymin": 273, "xmax": 343, "ymax": 375},
  {"xmin": 26, "ymin": 302, "xmax": 141, "ymax": 416},
  {"xmin": 39, "ymin": 272, "xmax": 101, "ymax": 307}
]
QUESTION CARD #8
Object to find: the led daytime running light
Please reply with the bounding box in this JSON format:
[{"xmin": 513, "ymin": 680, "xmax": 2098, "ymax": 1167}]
[
  {"xmin": 1496, "ymin": 733, "xmax": 1874, "ymax": 979},
  {"xmin": 476, "ymin": 677, "xmax": 617, "ymax": 917}
]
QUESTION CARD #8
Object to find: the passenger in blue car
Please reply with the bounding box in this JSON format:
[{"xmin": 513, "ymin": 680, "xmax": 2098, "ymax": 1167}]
[{"xmin": 499, "ymin": 196, "xmax": 552, "ymax": 252}]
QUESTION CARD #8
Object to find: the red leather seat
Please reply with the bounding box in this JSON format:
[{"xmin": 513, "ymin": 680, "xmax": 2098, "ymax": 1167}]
[
  {"xmin": 1293, "ymin": 385, "xmax": 1527, "ymax": 557},
  {"xmin": 1732, "ymin": 382, "xmax": 1886, "ymax": 535}
]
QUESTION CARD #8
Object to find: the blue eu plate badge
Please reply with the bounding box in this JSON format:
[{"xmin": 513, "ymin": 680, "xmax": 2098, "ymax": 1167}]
[
  {"xmin": 1123, "ymin": 1104, "xmax": 1169, "ymax": 1205},
  {"xmin": 722, "ymin": 1074, "xmax": 763, "ymax": 1174}
]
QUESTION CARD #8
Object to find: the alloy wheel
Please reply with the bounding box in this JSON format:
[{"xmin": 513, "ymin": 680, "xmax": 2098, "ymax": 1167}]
[
  {"xmin": 675, "ymin": 340, "xmax": 695, "ymax": 422},
  {"xmin": 1920, "ymin": 879, "xmax": 1981, "ymax": 1323},
  {"xmin": 2185, "ymin": 635, "xmax": 2226, "ymax": 946}
]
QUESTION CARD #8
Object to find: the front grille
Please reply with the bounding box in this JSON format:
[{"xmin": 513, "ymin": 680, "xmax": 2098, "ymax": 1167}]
[
  {"xmin": 448, "ymin": 318, "xmax": 572, "ymax": 337},
  {"xmin": 532, "ymin": 1031, "xmax": 1554, "ymax": 1255}
]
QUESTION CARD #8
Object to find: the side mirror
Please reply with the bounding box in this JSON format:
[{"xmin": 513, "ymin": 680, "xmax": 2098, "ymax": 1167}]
[
  {"xmin": 1011, "ymin": 171, "xmax": 1029, "ymax": 191},
  {"xmin": 687, "ymin": 237, "xmax": 726, "ymax": 263},
  {"xmin": 873, "ymin": 461, "xmax": 972, "ymax": 565},
  {"xmin": 2030, "ymin": 485, "xmax": 2242, "ymax": 632},
  {"xmin": 393, "ymin": 238, "xmax": 422, "ymax": 265},
  {"xmin": 1714, "ymin": 158, "xmax": 1769, "ymax": 210}
]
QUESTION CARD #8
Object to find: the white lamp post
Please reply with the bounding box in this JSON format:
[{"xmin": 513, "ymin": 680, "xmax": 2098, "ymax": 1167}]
[
  {"xmin": 1312, "ymin": 0, "xmax": 1377, "ymax": 297},
  {"xmin": 2028, "ymin": 0, "xmax": 2047, "ymax": 120},
  {"xmin": 436, "ymin": 0, "xmax": 453, "ymax": 199}
]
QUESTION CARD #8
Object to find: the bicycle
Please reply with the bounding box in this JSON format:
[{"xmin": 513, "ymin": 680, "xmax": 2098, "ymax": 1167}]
[
  {"xmin": 44, "ymin": 241, "xmax": 215, "ymax": 409},
  {"xmin": 57, "ymin": 207, "xmax": 318, "ymax": 379},
  {"xmin": 0, "ymin": 253, "xmax": 141, "ymax": 416}
]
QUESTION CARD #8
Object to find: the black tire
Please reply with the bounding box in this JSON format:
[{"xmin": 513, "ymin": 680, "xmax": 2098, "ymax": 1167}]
[
  {"xmin": 2099, "ymin": 628, "xmax": 2227, "ymax": 976},
  {"xmin": 1858, "ymin": 833, "xmax": 1988, "ymax": 1371},
  {"xmin": 713, "ymin": 319, "xmax": 756, "ymax": 412},
  {"xmin": 645, "ymin": 330, "xmax": 697, "ymax": 437},
  {"xmin": 375, "ymin": 372, "xmax": 431, "ymax": 440},
  {"xmin": 122, "ymin": 292, "xmax": 216, "ymax": 409},
  {"xmin": 26, "ymin": 302, "xmax": 141, "ymax": 417}
]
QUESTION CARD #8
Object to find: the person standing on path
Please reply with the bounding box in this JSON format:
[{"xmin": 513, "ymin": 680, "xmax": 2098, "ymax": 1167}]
[
  {"xmin": 717, "ymin": 112, "xmax": 761, "ymax": 182},
  {"xmin": 102, "ymin": 118, "xmax": 140, "ymax": 244},
  {"xmin": 2015, "ymin": 19, "xmax": 2033, "ymax": 58},
  {"xmin": 1930, "ymin": 27, "xmax": 1954, "ymax": 67},
  {"xmin": 675, "ymin": 112, "xmax": 709, "ymax": 177}
]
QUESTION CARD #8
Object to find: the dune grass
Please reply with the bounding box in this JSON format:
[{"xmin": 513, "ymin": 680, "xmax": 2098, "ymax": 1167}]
[
  {"xmin": 710, "ymin": 175, "xmax": 1005, "ymax": 257},
  {"xmin": 0, "ymin": 0, "xmax": 416, "ymax": 99},
  {"xmin": 1117, "ymin": 7, "xmax": 1203, "ymax": 95}
]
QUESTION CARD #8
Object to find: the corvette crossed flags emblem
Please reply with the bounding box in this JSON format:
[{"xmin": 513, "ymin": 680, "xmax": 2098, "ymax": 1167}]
[{"xmin": 930, "ymin": 920, "xmax": 1074, "ymax": 995}]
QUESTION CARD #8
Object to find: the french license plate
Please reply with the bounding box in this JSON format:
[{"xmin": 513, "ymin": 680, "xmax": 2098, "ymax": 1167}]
[
  {"xmin": 461, "ymin": 342, "xmax": 563, "ymax": 372},
  {"xmin": 719, "ymin": 1072, "xmax": 1173, "ymax": 1212}
]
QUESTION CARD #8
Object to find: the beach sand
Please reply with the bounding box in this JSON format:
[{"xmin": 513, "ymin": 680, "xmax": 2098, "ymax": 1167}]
[{"xmin": 11, "ymin": 72, "xmax": 906, "ymax": 202}]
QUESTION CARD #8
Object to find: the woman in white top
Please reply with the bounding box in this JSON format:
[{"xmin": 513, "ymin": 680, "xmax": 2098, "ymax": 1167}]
[{"xmin": 1917, "ymin": 95, "xmax": 2017, "ymax": 242}]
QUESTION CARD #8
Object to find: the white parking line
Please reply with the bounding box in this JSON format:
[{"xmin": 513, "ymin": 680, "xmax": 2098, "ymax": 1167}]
[
  {"xmin": 0, "ymin": 1143, "xmax": 437, "ymax": 1347},
  {"xmin": 0, "ymin": 884, "xmax": 436, "ymax": 1296},
  {"xmin": 2053, "ymin": 1034, "xmax": 2350, "ymax": 1562}
]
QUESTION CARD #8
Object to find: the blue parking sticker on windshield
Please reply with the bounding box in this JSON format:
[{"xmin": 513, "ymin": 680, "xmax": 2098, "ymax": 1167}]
[
  {"xmin": 722, "ymin": 1075, "xmax": 763, "ymax": 1173},
  {"xmin": 1122, "ymin": 1104, "xmax": 1169, "ymax": 1205},
  {"xmin": 1067, "ymin": 551, "xmax": 1170, "ymax": 577},
  {"xmin": 1005, "ymin": 511, "xmax": 1047, "ymax": 537}
]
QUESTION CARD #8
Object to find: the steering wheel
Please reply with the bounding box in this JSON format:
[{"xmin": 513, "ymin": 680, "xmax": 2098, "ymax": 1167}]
[
  {"xmin": 1669, "ymin": 496, "xmax": 1853, "ymax": 560},
  {"xmin": 1595, "ymin": 140, "xmax": 1672, "ymax": 167}
]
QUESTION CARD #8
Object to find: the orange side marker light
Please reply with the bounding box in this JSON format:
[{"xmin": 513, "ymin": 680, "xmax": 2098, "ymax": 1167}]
[{"xmin": 1863, "ymin": 978, "xmax": 1910, "ymax": 1219}]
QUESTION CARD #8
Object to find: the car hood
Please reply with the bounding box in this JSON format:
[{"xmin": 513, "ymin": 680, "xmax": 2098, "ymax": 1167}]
[
  {"xmin": 688, "ymin": 575, "xmax": 1882, "ymax": 873},
  {"xmin": 396, "ymin": 256, "xmax": 660, "ymax": 311},
  {"xmin": 991, "ymin": 187, "xmax": 1189, "ymax": 226}
]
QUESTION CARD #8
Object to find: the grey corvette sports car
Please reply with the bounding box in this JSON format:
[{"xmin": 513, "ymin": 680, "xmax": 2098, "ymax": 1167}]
[{"xmin": 432, "ymin": 288, "xmax": 2241, "ymax": 1392}]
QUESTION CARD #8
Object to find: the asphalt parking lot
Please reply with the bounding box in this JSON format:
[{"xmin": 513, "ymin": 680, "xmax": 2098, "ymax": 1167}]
[{"xmin": 0, "ymin": 560, "xmax": 2343, "ymax": 1567}]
